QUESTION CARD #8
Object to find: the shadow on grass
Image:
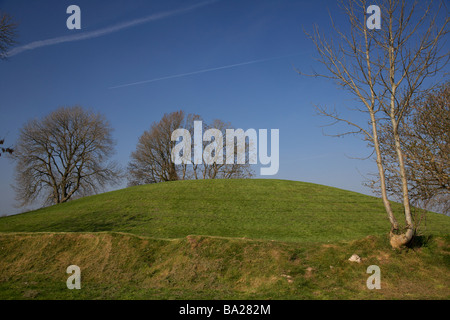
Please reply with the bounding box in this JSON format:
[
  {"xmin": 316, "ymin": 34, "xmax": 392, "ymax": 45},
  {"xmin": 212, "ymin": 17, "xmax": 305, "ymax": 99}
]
[{"xmin": 407, "ymin": 234, "xmax": 433, "ymax": 249}]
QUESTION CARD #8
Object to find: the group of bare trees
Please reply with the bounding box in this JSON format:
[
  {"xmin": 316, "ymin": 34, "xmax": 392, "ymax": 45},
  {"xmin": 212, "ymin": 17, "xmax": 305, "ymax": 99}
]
[
  {"xmin": 10, "ymin": 107, "xmax": 252, "ymax": 207},
  {"xmin": 1, "ymin": 11, "xmax": 251, "ymax": 206},
  {"xmin": 305, "ymin": 0, "xmax": 448, "ymax": 247},
  {"xmin": 127, "ymin": 110, "xmax": 253, "ymax": 186}
]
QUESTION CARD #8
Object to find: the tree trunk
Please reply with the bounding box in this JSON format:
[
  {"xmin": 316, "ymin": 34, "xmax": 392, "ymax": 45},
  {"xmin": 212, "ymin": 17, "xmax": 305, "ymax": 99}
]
[
  {"xmin": 390, "ymin": 118, "xmax": 415, "ymax": 248},
  {"xmin": 168, "ymin": 162, "xmax": 178, "ymax": 181},
  {"xmin": 386, "ymin": 25, "xmax": 414, "ymax": 248},
  {"xmin": 371, "ymin": 113, "xmax": 399, "ymax": 231}
]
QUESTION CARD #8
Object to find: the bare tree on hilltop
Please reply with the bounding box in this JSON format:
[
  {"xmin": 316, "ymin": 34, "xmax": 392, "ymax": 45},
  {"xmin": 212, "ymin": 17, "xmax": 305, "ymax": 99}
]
[
  {"xmin": 127, "ymin": 110, "xmax": 253, "ymax": 186},
  {"xmin": 128, "ymin": 111, "xmax": 184, "ymax": 185},
  {"xmin": 12, "ymin": 106, "xmax": 122, "ymax": 206}
]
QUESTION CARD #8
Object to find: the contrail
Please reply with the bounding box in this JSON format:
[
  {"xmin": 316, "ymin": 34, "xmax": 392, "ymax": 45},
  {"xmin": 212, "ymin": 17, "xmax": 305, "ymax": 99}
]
[
  {"xmin": 7, "ymin": 0, "xmax": 217, "ymax": 57},
  {"xmin": 109, "ymin": 54, "xmax": 298, "ymax": 89}
]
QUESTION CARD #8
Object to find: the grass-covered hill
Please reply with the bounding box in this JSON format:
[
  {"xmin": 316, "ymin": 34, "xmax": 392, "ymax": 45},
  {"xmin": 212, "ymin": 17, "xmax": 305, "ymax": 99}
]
[
  {"xmin": 1, "ymin": 179, "xmax": 448, "ymax": 242},
  {"xmin": 0, "ymin": 179, "xmax": 449, "ymax": 300}
]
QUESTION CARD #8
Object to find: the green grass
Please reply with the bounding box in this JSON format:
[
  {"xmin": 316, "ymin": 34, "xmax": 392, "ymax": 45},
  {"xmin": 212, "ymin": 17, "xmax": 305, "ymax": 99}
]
[
  {"xmin": 0, "ymin": 232, "xmax": 449, "ymax": 299},
  {"xmin": 0, "ymin": 179, "xmax": 448, "ymax": 242},
  {"xmin": 0, "ymin": 179, "xmax": 449, "ymax": 299}
]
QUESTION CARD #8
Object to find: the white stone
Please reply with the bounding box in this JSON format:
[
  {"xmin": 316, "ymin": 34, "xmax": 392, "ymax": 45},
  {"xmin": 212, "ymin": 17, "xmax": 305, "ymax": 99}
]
[{"xmin": 348, "ymin": 254, "xmax": 361, "ymax": 263}]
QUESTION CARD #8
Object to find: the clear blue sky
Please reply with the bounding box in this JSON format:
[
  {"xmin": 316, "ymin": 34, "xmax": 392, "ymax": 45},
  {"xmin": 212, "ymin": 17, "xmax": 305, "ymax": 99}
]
[{"xmin": 0, "ymin": 0, "xmax": 386, "ymax": 215}]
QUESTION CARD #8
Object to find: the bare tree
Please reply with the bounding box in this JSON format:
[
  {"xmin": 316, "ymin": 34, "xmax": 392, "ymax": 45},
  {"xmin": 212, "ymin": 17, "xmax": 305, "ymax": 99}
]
[
  {"xmin": 12, "ymin": 106, "xmax": 121, "ymax": 206},
  {"xmin": 0, "ymin": 11, "xmax": 18, "ymax": 59},
  {"xmin": 128, "ymin": 111, "xmax": 184, "ymax": 185},
  {"xmin": 192, "ymin": 118, "xmax": 253, "ymax": 180},
  {"xmin": 128, "ymin": 111, "xmax": 253, "ymax": 186},
  {"xmin": 301, "ymin": 0, "xmax": 448, "ymax": 248},
  {"xmin": 376, "ymin": 81, "xmax": 449, "ymax": 215}
]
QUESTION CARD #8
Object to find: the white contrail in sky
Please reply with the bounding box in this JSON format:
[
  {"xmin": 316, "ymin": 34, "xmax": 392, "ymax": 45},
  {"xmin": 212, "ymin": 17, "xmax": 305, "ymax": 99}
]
[
  {"xmin": 109, "ymin": 54, "xmax": 298, "ymax": 89},
  {"xmin": 7, "ymin": 1, "xmax": 217, "ymax": 57}
]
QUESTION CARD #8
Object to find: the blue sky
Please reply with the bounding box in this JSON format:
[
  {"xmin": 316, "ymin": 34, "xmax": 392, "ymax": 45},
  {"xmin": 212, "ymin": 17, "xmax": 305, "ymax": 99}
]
[{"xmin": 0, "ymin": 0, "xmax": 385, "ymax": 215}]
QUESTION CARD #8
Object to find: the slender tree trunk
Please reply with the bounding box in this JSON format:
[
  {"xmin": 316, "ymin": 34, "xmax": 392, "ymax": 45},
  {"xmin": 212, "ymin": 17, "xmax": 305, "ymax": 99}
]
[
  {"xmin": 389, "ymin": 118, "xmax": 415, "ymax": 248},
  {"xmin": 363, "ymin": 22, "xmax": 399, "ymax": 232},
  {"xmin": 387, "ymin": 25, "xmax": 414, "ymax": 248},
  {"xmin": 371, "ymin": 117, "xmax": 399, "ymax": 231},
  {"xmin": 168, "ymin": 162, "xmax": 178, "ymax": 181}
]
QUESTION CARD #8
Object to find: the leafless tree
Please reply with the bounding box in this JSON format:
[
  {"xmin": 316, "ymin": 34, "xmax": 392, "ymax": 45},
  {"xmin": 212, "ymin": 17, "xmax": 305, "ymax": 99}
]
[
  {"xmin": 128, "ymin": 111, "xmax": 184, "ymax": 185},
  {"xmin": 12, "ymin": 106, "xmax": 122, "ymax": 206},
  {"xmin": 0, "ymin": 11, "xmax": 17, "ymax": 59},
  {"xmin": 301, "ymin": 0, "xmax": 448, "ymax": 248},
  {"xmin": 375, "ymin": 81, "xmax": 449, "ymax": 215},
  {"xmin": 192, "ymin": 118, "xmax": 253, "ymax": 180},
  {"xmin": 128, "ymin": 111, "xmax": 253, "ymax": 186}
]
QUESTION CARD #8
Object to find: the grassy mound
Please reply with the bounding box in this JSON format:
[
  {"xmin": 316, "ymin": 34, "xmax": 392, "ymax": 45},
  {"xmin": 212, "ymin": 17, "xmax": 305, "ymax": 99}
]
[
  {"xmin": 0, "ymin": 179, "xmax": 448, "ymax": 243},
  {"xmin": 1, "ymin": 179, "xmax": 448, "ymax": 299}
]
